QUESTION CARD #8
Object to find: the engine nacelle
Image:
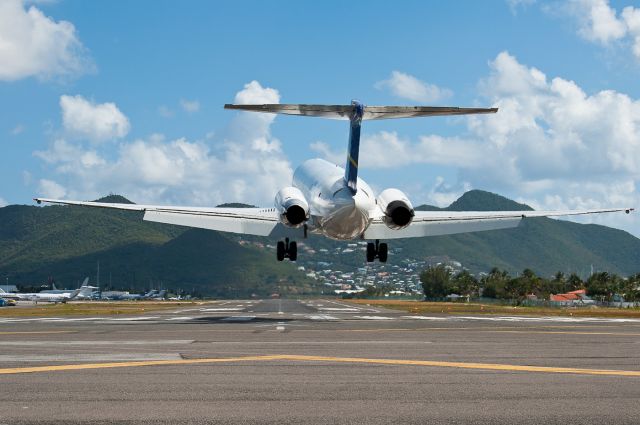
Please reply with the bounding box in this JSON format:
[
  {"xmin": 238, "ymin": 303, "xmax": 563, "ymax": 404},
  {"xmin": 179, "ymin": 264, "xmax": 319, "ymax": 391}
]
[
  {"xmin": 275, "ymin": 186, "xmax": 310, "ymax": 228},
  {"xmin": 377, "ymin": 188, "xmax": 415, "ymax": 230}
]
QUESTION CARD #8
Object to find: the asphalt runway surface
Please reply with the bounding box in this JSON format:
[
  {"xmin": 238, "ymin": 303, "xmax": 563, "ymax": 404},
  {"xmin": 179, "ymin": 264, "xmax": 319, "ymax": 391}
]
[{"xmin": 2, "ymin": 299, "xmax": 640, "ymax": 424}]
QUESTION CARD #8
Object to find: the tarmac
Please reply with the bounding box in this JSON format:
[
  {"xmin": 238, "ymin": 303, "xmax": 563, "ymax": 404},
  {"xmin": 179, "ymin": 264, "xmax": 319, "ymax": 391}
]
[{"xmin": 1, "ymin": 298, "xmax": 640, "ymax": 424}]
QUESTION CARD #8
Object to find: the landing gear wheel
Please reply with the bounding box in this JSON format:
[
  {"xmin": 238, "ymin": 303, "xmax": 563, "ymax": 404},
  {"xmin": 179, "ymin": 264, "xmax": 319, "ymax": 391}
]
[
  {"xmin": 276, "ymin": 238, "xmax": 298, "ymax": 261},
  {"xmin": 366, "ymin": 243, "xmax": 376, "ymax": 262},
  {"xmin": 378, "ymin": 243, "xmax": 388, "ymax": 263},
  {"xmin": 276, "ymin": 241, "xmax": 285, "ymax": 261},
  {"xmin": 365, "ymin": 240, "xmax": 389, "ymax": 263},
  {"xmin": 289, "ymin": 241, "xmax": 298, "ymax": 261}
]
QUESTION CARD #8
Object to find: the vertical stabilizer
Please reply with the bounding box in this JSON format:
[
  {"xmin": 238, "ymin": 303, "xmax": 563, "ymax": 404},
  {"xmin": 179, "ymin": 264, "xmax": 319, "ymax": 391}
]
[
  {"xmin": 224, "ymin": 101, "xmax": 498, "ymax": 195},
  {"xmin": 345, "ymin": 100, "xmax": 364, "ymax": 194}
]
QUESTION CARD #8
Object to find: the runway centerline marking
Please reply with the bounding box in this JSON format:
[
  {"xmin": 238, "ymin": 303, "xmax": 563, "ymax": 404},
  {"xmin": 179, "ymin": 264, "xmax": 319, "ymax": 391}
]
[{"xmin": 2, "ymin": 354, "xmax": 640, "ymax": 377}]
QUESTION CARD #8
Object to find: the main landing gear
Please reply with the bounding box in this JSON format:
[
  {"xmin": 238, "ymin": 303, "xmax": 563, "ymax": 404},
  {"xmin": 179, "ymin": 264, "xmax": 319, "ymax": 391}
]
[
  {"xmin": 276, "ymin": 238, "xmax": 297, "ymax": 262},
  {"xmin": 366, "ymin": 239, "xmax": 388, "ymax": 263}
]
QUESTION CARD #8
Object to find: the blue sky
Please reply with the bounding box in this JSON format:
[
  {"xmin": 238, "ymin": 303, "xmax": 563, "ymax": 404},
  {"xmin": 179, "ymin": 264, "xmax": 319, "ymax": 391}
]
[{"xmin": 1, "ymin": 0, "xmax": 639, "ymax": 236}]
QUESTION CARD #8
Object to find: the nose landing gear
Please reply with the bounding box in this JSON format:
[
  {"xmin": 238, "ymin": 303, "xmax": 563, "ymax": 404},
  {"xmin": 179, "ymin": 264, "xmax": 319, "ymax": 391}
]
[
  {"xmin": 276, "ymin": 238, "xmax": 297, "ymax": 261},
  {"xmin": 366, "ymin": 239, "xmax": 388, "ymax": 263}
]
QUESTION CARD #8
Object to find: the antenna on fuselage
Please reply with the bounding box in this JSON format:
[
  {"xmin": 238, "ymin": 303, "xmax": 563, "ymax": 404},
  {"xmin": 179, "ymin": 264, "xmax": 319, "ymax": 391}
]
[{"xmin": 223, "ymin": 102, "xmax": 498, "ymax": 194}]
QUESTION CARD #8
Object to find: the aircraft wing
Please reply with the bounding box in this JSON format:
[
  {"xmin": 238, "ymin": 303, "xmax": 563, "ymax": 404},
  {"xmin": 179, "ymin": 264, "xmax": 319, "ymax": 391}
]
[
  {"xmin": 33, "ymin": 198, "xmax": 282, "ymax": 237},
  {"xmin": 363, "ymin": 208, "xmax": 634, "ymax": 240}
]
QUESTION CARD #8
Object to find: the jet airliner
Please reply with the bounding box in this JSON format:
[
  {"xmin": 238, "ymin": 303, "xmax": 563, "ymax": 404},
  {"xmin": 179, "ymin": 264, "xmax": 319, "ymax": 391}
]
[{"xmin": 35, "ymin": 102, "xmax": 634, "ymax": 262}]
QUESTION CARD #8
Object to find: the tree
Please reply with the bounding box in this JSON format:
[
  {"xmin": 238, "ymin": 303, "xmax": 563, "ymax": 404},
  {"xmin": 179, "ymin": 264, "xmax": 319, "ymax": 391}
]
[
  {"xmin": 567, "ymin": 273, "xmax": 584, "ymax": 291},
  {"xmin": 452, "ymin": 270, "xmax": 479, "ymax": 298},
  {"xmin": 586, "ymin": 272, "xmax": 621, "ymax": 302},
  {"xmin": 420, "ymin": 265, "xmax": 452, "ymax": 299},
  {"xmin": 481, "ymin": 268, "xmax": 510, "ymax": 299}
]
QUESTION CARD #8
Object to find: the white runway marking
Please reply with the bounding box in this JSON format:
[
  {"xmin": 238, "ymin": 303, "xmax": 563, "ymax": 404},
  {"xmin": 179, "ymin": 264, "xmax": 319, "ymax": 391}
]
[
  {"xmin": 353, "ymin": 316, "xmax": 394, "ymax": 320},
  {"xmin": 305, "ymin": 315, "xmax": 339, "ymax": 321},
  {"xmin": 221, "ymin": 316, "xmax": 256, "ymax": 322},
  {"xmin": 105, "ymin": 316, "xmax": 161, "ymax": 321},
  {"xmin": 0, "ymin": 353, "xmax": 183, "ymax": 362},
  {"xmin": 1, "ymin": 340, "xmax": 194, "ymax": 346},
  {"xmin": 402, "ymin": 316, "xmax": 450, "ymax": 321},
  {"xmin": 453, "ymin": 315, "xmax": 640, "ymax": 323},
  {"xmin": 318, "ymin": 307, "xmax": 360, "ymax": 312},
  {"xmin": 200, "ymin": 308, "xmax": 244, "ymax": 312}
]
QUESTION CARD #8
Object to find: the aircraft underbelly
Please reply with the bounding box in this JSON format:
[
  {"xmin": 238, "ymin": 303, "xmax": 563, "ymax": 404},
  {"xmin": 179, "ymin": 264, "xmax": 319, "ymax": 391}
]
[{"xmin": 314, "ymin": 204, "xmax": 369, "ymax": 240}]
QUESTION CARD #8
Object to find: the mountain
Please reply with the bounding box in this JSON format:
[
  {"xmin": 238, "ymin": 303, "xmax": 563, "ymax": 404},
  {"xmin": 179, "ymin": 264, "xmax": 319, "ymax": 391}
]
[
  {"xmin": 0, "ymin": 191, "xmax": 637, "ymax": 296},
  {"xmin": 408, "ymin": 190, "xmax": 639, "ymax": 276},
  {"xmin": 0, "ymin": 196, "xmax": 313, "ymax": 297}
]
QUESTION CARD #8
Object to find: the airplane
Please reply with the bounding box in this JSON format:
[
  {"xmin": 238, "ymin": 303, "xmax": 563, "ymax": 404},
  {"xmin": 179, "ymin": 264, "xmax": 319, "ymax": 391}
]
[
  {"xmin": 34, "ymin": 101, "xmax": 634, "ymax": 263},
  {"xmin": 39, "ymin": 278, "xmax": 97, "ymax": 299},
  {"xmin": 0, "ymin": 282, "xmax": 96, "ymax": 303}
]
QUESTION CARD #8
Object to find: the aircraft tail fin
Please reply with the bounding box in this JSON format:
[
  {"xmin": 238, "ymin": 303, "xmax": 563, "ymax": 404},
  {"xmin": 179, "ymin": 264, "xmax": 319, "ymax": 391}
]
[{"xmin": 225, "ymin": 102, "xmax": 497, "ymax": 193}]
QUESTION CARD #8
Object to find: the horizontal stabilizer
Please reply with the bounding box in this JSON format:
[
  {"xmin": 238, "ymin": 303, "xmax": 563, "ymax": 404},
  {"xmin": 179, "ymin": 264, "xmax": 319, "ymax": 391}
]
[{"xmin": 224, "ymin": 104, "xmax": 497, "ymax": 120}]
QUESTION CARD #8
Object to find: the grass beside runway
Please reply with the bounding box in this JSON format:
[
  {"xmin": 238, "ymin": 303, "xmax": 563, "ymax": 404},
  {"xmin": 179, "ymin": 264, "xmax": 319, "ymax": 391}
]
[
  {"xmin": 0, "ymin": 301, "xmax": 205, "ymax": 317},
  {"xmin": 344, "ymin": 299, "xmax": 640, "ymax": 318}
]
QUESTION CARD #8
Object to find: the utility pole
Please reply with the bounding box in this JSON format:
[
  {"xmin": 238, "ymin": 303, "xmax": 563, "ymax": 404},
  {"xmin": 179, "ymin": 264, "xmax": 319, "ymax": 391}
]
[{"xmin": 97, "ymin": 261, "xmax": 100, "ymax": 287}]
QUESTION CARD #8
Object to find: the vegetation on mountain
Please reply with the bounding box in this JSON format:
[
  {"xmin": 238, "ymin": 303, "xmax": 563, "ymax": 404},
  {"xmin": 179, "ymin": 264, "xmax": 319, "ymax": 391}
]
[
  {"xmin": 0, "ymin": 197, "xmax": 313, "ymax": 297},
  {"xmin": 0, "ymin": 190, "xmax": 637, "ymax": 297},
  {"xmin": 407, "ymin": 190, "xmax": 639, "ymax": 276}
]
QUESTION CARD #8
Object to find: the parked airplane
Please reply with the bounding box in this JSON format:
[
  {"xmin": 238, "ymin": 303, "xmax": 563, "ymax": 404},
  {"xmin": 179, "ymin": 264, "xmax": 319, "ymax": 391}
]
[
  {"xmin": 0, "ymin": 280, "xmax": 96, "ymax": 303},
  {"xmin": 39, "ymin": 278, "xmax": 97, "ymax": 299},
  {"xmin": 35, "ymin": 101, "xmax": 634, "ymax": 262}
]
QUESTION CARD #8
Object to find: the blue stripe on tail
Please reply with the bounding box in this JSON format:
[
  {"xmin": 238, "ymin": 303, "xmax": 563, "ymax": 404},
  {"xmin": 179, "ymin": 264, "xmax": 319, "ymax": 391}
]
[{"xmin": 345, "ymin": 100, "xmax": 364, "ymax": 194}]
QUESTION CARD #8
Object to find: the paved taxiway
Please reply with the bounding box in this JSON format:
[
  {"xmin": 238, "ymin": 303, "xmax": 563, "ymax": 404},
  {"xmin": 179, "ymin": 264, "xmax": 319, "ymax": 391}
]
[{"xmin": 1, "ymin": 298, "xmax": 640, "ymax": 424}]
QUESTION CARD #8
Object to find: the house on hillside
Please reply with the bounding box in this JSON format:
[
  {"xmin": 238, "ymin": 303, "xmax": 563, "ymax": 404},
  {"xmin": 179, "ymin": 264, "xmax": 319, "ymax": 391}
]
[{"xmin": 550, "ymin": 289, "xmax": 595, "ymax": 305}]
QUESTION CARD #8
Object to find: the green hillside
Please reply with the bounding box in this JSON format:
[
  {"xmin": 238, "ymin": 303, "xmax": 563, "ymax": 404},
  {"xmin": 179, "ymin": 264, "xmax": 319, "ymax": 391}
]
[
  {"xmin": 0, "ymin": 197, "xmax": 313, "ymax": 297},
  {"xmin": 407, "ymin": 190, "xmax": 639, "ymax": 276},
  {"xmin": 0, "ymin": 190, "xmax": 637, "ymax": 296}
]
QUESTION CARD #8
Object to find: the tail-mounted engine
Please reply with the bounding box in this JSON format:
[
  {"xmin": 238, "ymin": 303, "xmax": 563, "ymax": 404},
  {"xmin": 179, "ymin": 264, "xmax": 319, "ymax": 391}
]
[
  {"xmin": 275, "ymin": 187, "xmax": 310, "ymax": 228},
  {"xmin": 377, "ymin": 188, "xmax": 415, "ymax": 230}
]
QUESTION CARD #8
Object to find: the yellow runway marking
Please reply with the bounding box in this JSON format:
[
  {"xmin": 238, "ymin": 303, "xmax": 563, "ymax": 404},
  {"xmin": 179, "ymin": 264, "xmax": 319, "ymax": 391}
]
[
  {"xmin": 0, "ymin": 331, "xmax": 75, "ymax": 335},
  {"xmin": 488, "ymin": 330, "xmax": 640, "ymax": 336},
  {"xmin": 0, "ymin": 355, "xmax": 284, "ymax": 375},
  {"xmin": 2, "ymin": 354, "xmax": 640, "ymax": 377},
  {"xmin": 342, "ymin": 327, "xmax": 640, "ymax": 336}
]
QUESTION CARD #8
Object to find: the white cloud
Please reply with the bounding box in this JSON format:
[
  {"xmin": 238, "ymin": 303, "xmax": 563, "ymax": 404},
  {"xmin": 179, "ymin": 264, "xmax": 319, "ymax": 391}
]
[
  {"xmin": 158, "ymin": 105, "xmax": 174, "ymax": 118},
  {"xmin": 425, "ymin": 177, "xmax": 473, "ymax": 208},
  {"xmin": 0, "ymin": 197, "xmax": 7, "ymax": 207},
  {"xmin": 506, "ymin": 0, "xmax": 536, "ymax": 14},
  {"xmin": 34, "ymin": 81, "xmax": 292, "ymax": 207},
  {"xmin": 37, "ymin": 179, "xmax": 66, "ymax": 198},
  {"xmin": 60, "ymin": 95, "xmax": 130, "ymax": 142},
  {"xmin": 180, "ymin": 99, "xmax": 200, "ymax": 113},
  {"xmin": 0, "ymin": 0, "xmax": 92, "ymax": 81},
  {"xmin": 314, "ymin": 51, "xmax": 640, "ymax": 235},
  {"xmin": 560, "ymin": 0, "xmax": 640, "ymax": 59},
  {"xmin": 11, "ymin": 124, "xmax": 25, "ymax": 135},
  {"xmin": 309, "ymin": 141, "xmax": 344, "ymax": 166},
  {"xmin": 569, "ymin": 0, "xmax": 626, "ymax": 43},
  {"xmin": 622, "ymin": 6, "xmax": 640, "ymax": 58},
  {"xmin": 375, "ymin": 71, "xmax": 452, "ymax": 103}
]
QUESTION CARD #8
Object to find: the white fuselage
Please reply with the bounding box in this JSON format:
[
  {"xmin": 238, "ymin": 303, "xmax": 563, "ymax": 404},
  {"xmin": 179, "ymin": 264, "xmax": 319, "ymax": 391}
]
[{"xmin": 292, "ymin": 159, "xmax": 379, "ymax": 240}]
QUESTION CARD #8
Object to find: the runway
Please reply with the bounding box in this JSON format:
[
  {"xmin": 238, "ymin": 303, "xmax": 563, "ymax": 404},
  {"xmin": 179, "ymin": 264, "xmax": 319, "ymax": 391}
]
[{"xmin": 1, "ymin": 299, "xmax": 640, "ymax": 424}]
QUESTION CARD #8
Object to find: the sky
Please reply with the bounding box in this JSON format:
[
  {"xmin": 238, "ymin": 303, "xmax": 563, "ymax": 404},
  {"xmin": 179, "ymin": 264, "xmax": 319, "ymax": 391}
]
[{"xmin": 0, "ymin": 0, "xmax": 639, "ymax": 237}]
